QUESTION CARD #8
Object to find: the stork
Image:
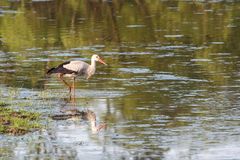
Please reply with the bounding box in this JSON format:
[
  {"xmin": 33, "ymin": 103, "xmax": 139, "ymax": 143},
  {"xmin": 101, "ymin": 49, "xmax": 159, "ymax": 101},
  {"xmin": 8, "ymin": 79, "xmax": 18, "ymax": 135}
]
[{"xmin": 47, "ymin": 54, "xmax": 107, "ymax": 94}]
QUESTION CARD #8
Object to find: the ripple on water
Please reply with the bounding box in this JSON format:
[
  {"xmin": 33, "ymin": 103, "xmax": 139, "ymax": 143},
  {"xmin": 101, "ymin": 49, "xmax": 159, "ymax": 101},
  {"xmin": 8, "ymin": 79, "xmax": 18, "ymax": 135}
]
[
  {"xmin": 190, "ymin": 59, "xmax": 212, "ymax": 62},
  {"xmin": 149, "ymin": 115, "xmax": 171, "ymax": 124},
  {"xmin": 25, "ymin": 47, "xmax": 42, "ymax": 51},
  {"xmin": 75, "ymin": 89, "xmax": 127, "ymax": 98},
  {"xmin": 164, "ymin": 142, "xmax": 240, "ymax": 160},
  {"xmin": 101, "ymin": 51, "xmax": 153, "ymax": 55},
  {"xmin": 0, "ymin": 63, "xmax": 14, "ymax": 67},
  {"xmin": 210, "ymin": 42, "xmax": 224, "ymax": 45},
  {"xmin": 70, "ymin": 45, "xmax": 104, "ymax": 52},
  {"xmin": 23, "ymin": 58, "xmax": 55, "ymax": 62},
  {"xmin": 0, "ymin": 69, "xmax": 15, "ymax": 73},
  {"xmin": 210, "ymin": 52, "xmax": 232, "ymax": 56},
  {"xmin": 118, "ymin": 68, "xmax": 151, "ymax": 74},
  {"xmin": 164, "ymin": 35, "xmax": 184, "ymax": 38},
  {"xmin": 0, "ymin": 51, "xmax": 6, "ymax": 56},
  {"xmin": 49, "ymin": 52, "xmax": 79, "ymax": 57},
  {"xmin": 126, "ymin": 25, "xmax": 146, "ymax": 28},
  {"xmin": 146, "ymin": 45, "xmax": 188, "ymax": 51},
  {"xmin": 152, "ymin": 73, "xmax": 209, "ymax": 82},
  {"xmin": 156, "ymin": 52, "xmax": 175, "ymax": 58},
  {"xmin": 0, "ymin": 10, "xmax": 21, "ymax": 14}
]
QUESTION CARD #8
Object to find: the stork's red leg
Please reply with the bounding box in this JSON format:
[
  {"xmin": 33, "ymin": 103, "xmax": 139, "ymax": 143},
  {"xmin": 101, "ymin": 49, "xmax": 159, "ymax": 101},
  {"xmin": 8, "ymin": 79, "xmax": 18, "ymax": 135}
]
[
  {"xmin": 72, "ymin": 77, "xmax": 76, "ymax": 98},
  {"xmin": 57, "ymin": 73, "xmax": 72, "ymax": 93}
]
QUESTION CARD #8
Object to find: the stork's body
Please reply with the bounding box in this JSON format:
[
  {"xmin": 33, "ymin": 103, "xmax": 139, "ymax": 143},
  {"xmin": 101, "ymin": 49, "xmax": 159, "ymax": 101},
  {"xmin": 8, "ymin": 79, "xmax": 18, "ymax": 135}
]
[{"xmin": 47, "ymin": 54, "xmax": 107, "ymax": 94}]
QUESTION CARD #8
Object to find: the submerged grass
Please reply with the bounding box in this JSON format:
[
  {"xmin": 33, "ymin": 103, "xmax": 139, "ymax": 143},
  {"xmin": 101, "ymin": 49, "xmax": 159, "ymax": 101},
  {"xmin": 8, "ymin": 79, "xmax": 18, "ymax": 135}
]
[
  {"xmin": 0, "ymin": 101, "xmax": 8, "ymax": 107},
  {"xmin": 0, "ymin": 107, "xmax": 41, "ymax": 135},
  {"xmin": 0, "ymin": 88, "xmax": 64, "ymax": 136}
]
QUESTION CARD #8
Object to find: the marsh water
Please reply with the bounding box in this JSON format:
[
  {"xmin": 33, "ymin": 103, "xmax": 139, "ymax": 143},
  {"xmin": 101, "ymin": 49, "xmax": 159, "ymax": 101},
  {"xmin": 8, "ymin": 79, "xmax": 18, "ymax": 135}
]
[{"xmin": 1, "ymin": 0, "xmax": 240, "ymax": 159}]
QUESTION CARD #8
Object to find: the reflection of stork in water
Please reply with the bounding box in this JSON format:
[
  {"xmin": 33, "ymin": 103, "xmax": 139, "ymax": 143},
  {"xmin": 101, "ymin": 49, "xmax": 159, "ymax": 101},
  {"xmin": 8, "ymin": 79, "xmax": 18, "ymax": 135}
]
[
  {"xmin": 52, "ymin": 93, "xmax": 106, "ymax": 133},
  {"xmin": 52, "ymin": 109, "xmax": 107, "ymax": 133},
  {"xmin": 47, "ymin": 54, "xmax": 107, "ymax": 95},
  {"xmin": 85, "ymin": 110, "xmax": 107, "ymax": 133}
]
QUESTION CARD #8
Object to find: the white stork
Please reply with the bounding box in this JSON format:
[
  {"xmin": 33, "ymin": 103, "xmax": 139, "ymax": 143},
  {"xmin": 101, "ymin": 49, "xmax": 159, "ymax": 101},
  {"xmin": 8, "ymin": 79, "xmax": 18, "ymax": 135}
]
[{"xmin": 47, "ymin": 54, "xmax": 107, "ymax": 94}]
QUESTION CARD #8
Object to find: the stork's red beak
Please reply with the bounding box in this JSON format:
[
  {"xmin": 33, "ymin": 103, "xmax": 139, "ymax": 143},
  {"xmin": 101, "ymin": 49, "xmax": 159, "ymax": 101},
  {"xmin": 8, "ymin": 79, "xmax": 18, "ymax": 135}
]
[{"xmin": 98, "ymin": 58, "xmax": 107, "ymax": 65}]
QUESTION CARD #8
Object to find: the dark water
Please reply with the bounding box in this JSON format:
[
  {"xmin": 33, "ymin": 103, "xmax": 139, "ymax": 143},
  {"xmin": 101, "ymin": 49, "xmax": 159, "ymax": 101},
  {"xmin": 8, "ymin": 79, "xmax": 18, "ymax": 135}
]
[{"xmin": 1, "ymin": 0, "xmax": 240, "ymax": 159}]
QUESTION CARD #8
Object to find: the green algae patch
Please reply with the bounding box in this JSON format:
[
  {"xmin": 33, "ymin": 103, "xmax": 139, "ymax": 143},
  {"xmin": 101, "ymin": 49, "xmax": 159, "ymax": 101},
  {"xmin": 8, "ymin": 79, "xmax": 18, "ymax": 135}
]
[
  {"xmin": 0, "ymin": 101, "xmax": 8, "ymax": 107},
  {"xmin": 0, "ymin": 107, "xmax": 41, "ymax": 135}
]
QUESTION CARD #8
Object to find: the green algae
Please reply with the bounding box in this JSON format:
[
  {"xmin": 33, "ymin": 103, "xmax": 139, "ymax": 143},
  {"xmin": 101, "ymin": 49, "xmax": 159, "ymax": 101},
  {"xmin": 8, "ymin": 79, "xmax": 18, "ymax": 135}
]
[{"xmin": 0, "ymin": 107, "xmax": 41, "ymax": 135}]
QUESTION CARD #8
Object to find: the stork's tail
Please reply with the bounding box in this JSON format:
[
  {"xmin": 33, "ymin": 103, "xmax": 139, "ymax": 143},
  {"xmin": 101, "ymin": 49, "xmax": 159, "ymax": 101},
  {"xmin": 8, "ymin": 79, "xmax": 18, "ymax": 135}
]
[{"xmin": 47, "ymin": 67, "xmax": 56, "ymax": 75}]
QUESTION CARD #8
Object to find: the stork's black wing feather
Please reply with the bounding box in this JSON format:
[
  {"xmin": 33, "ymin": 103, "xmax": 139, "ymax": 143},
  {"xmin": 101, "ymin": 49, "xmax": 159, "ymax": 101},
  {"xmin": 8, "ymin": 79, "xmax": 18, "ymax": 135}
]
[
  {"xmin": 47, "ymin": 61, "xmax": 78, "ymax": 75},
  {"xmin": 47, "ymin": 67, "xmax": 56, "ymax": 74}
]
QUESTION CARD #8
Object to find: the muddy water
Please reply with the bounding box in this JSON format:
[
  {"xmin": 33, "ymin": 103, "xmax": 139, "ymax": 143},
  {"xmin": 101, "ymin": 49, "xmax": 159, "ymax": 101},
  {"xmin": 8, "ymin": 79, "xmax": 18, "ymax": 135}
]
[{"xmin": 1, "ymin": 0, "xmax": 240, "ymax": 159}]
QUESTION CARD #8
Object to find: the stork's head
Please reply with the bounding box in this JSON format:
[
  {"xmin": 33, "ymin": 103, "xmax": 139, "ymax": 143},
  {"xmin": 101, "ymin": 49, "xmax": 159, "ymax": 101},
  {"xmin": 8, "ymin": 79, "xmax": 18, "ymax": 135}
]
[{"xmin": 92, "ymin": 54, "xmax": 107, "ymax": 65}]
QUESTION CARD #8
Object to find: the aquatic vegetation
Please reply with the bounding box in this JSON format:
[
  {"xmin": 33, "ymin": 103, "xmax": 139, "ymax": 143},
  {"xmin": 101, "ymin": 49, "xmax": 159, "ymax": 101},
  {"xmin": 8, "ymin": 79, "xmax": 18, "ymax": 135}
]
[
  {"xmin": 0, "ymin": 101, "xmax": 8, "ymax": 107},
  {"xmin": 0, "ymin": 107, "xmax": 41, "ymax": 135}
]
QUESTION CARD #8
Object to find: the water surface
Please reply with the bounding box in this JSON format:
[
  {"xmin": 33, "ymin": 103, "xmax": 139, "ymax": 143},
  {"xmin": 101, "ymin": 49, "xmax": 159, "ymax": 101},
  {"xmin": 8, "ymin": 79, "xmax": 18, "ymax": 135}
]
[{"xmin": 0, "ymin": 0, "xmax": 240, "ymax": 159}]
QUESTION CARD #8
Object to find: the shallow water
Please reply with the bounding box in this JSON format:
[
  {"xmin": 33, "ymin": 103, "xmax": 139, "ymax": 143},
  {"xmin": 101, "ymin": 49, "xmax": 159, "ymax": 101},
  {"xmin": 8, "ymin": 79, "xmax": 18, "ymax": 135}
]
[{"xmin": 1, "ymin": 0, "xmax": 240, "ymax": 159}]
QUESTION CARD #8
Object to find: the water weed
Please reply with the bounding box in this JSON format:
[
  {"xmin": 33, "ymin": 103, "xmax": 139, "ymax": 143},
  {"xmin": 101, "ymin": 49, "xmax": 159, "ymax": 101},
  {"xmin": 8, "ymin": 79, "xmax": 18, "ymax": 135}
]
[{"xmin": 0, "ymin": 107, "xmax": 41, "ymax": 135}]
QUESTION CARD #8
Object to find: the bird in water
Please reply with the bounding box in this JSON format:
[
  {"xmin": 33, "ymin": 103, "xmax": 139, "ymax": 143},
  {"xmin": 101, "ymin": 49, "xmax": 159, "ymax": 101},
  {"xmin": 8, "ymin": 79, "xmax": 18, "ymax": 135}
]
[{"xmin": 47, "ymin": 54, "xmax": 107, "ymax": 94}]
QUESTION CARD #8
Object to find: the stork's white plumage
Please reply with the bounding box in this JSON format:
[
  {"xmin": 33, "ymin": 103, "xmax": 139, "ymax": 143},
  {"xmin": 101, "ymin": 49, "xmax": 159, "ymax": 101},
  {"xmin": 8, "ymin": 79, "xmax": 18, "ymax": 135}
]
[{"xmin": 47, "ymin": 54, "xmax": 107, "ymax": 93}]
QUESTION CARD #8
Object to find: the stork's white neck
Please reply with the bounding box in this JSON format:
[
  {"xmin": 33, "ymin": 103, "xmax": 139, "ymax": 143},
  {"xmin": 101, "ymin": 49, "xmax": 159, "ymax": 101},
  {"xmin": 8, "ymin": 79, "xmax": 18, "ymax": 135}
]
[
  {"xmin": 90, "ymin": 57, "xmax": 96, "ymax": 68},
  {"xmin": 86, "ymin": 57, "xmax": 96, "ymax": 79}
]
